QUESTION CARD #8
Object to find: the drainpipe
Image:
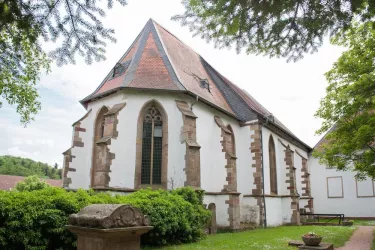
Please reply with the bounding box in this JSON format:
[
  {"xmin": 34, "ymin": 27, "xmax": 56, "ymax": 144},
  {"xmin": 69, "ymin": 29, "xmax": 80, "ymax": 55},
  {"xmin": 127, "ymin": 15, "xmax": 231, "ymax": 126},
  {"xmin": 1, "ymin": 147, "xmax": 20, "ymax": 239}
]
[{"xmin": 259, "ymin": 124, "xmax": 267, "ymax": 228}]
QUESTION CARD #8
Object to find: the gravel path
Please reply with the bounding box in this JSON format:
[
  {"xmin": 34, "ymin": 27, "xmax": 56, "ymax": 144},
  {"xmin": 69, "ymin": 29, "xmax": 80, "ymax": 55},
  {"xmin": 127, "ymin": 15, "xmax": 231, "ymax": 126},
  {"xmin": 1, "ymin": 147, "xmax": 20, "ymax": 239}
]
[{"xmin": 336, "ymin": 226, "xmax": 375, "ymax": 250}]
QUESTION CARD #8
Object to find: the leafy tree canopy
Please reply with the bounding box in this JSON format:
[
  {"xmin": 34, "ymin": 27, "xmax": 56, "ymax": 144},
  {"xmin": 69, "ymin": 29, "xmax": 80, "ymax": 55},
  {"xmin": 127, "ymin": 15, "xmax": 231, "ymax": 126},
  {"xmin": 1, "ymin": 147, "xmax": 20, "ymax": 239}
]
[
  {"xmin": 0, "ymin": 155, "xmax": 62, "ymax": 179},
  {"xmin": 0, "ymin": 26, "xmax": 50, "ymax": 125},
  {"xmin": 0, "ymin": 0, "xmax": 127, "ymax": 124},
  {"xmin": 314, "ymin": 22, "xmax": 375, "ymax": 179},
  {"xmin": 174, "ymin": 0, "xmax": 375, "ymax": 61}
]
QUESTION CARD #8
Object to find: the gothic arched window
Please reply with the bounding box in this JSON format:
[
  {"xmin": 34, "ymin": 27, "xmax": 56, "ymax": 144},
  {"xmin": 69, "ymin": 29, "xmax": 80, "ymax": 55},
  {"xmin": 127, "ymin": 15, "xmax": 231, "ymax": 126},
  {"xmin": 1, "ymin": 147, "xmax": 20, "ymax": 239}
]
[
  {"xmin": 135, "ymin": 101, "xmax": 168, "ymax": 189},
  {"xmin": 269, "ymin": 135, "xmax": 278, "ymax": 194},
  {"xmin": 141, "ymin": 106, "xmax": 163, "ymax": 185},
  {"xmin": 91, "ymin": 106, "xmax": 109, "ymax": 187}
]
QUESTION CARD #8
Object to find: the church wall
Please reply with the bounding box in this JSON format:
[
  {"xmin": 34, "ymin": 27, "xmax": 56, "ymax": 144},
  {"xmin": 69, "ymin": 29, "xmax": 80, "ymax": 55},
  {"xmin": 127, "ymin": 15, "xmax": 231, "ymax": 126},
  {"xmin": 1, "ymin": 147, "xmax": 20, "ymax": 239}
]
[
  {"xmin": 67, "ymin": 111, "xmax": 93, "ymax": 189},
  {"xmin": 90, "ymin": 93, "xmax": 131, "ymax": 189},
  {"xmin": 281, "ymin": 197, "xmax": 293, "ymax": 223},
  {"xmin": 191, "ymin": 99, "xmax": 253, "ymax": 194},
  {"xmin": 194, "ymin": 100, "xmax": 255, "ymax": 229},
  {"xmin": 67, "ymin": 90, "xmax": 188, "ymax": 190},
  {"xmin": 262, "ymin": 127, "xmax": 309, "ymax": 195},
  {"xmin": 193, "ymin": 102, "xmax": 227, "ymax": 192},
  {"xmin": 110, "ymin": 91, "xmax": 185, "ymax": 190},
  {"xmin": 240, "ymin": 197, "xmax": 260, "ymax": 224},
  {"xmin": 265, "ymin": 197, "xmax": 283, "ymax": 226},
  {"xmin": 204, "ymin": 195, "xmax": 230, "ymax": 227},
  {"xmin": 310, "ymin": 156, "xmax": 375, "ymax": 218},
  {"xmin": 294, "ymin": 154, "xmax": 303, "ymax": 195},
  {"xmin": 261, "ymin": 127, "xmax": 309, "ymax": 225},
  {"xmin": 65, "ymin": 88, "xmax": 325, "ymax": 225}
]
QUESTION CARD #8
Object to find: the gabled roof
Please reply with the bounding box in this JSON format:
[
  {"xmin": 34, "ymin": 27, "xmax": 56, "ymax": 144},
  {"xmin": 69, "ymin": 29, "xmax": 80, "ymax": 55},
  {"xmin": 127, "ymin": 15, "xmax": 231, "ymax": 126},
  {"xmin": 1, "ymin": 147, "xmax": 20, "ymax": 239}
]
[
  {"xmin": 0, "ymin": 175, "xmax": 62, "ymax": 190},
  {"xmin": 81, "ymin": 19, "xmax": 311, "ymax": 151}
]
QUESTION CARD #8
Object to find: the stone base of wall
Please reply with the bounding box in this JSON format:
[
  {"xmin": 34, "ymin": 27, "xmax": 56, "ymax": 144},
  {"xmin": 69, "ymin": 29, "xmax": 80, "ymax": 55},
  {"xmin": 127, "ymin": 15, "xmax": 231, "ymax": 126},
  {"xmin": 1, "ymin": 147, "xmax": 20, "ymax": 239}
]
[{"xmin": 217, "ymin": 224, "xmax": 257, "ymax": 233}]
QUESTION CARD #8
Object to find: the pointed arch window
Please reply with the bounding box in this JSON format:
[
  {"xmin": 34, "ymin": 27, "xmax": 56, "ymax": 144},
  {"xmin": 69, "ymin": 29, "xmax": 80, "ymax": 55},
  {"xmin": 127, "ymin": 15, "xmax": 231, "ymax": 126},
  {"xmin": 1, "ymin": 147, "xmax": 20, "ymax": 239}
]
[
  {"xmin": 91, "ymin": 106, "xmax": 109, "ymax": 188},
  {"xmin": 141, "ymin": 106, "xmax": 164, "ymax": 185},
  {"xmin": 269, "ymin": 135, "xmax": 278, "ymax": 194}
]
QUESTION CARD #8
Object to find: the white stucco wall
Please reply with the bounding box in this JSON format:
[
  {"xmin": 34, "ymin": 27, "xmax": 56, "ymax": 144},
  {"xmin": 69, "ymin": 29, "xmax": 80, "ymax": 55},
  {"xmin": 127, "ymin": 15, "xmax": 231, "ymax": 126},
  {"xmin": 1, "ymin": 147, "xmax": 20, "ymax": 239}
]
[
  {"xmin": 67, "ymin": 110, "xmax": 93, "ymax": 190},
  {"xmin": 241, "ymin": 197, "xmax": 259, "ymax": 224},
  {"xmin": 261, "ymin": 127, "xmax": 309, "ymax": 226},
  {"xmin": 67, "ymin": 89, "xmax": 253, "ymax": 192},
  {"xmin": 193, "ymin": 101, "xmax": 253, "ymax": 193},
  {"xmin": 67, "ymin": 90, "xmax": 187, "ymax": 189},
  {"xmin": 265, "ymin": 197, "xmax": 283, "ymax": 226},
  {"xmin": 204, "ymin": 195, "xmax": 230, "ymax": 227},
  {"xmin": 282, "ymin": 197, "xmax": 293, "ymax": 223},
  {"xmin": 310, "ymin": 156, "xmax": 375, "ymax": 218},
  {"xmin": 194, "ymin": 103, "xmax": 227, "ymax": 192},
  {"xmin": 262, "ymin": 128, "xmax": 309, "ymax": 196}
]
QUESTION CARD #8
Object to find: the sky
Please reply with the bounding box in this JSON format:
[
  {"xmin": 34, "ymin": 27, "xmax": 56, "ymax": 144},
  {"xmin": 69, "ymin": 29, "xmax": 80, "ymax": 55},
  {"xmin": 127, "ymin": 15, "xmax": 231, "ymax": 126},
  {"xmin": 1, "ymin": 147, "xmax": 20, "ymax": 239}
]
[{"xmin": 0, "ymin": 0, "xmax": 345, "ymax": 167}]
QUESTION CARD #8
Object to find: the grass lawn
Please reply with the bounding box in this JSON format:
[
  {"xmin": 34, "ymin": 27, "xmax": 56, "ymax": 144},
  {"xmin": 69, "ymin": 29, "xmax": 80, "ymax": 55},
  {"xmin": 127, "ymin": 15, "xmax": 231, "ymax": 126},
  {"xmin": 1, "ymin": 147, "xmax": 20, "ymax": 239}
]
[
  {"xmin": 354, "ymin": 220, "xmax": 375, "ymax": 226},
  {"xmin": 144, "ymin": 225, "xmax": 355, "ymax": 250}
]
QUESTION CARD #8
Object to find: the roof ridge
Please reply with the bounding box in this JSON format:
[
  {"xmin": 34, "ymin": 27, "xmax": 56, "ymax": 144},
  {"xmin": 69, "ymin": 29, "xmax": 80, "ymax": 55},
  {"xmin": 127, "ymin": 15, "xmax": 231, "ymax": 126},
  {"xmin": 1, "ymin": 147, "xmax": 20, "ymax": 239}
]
[
  {"xmin": 151, "ymin": 19, "xmax": 186, "ymax": 90},
  {"xmin": 122, "ymin": 19, "xmax": 185, "ymax": 90},
  {"xmin": 200, "ymin": 57, "xmax": 260, "ymax": 121},
  {"xmin": 151, "ymin": 19, "xmax": 201, "ymax": 57}
]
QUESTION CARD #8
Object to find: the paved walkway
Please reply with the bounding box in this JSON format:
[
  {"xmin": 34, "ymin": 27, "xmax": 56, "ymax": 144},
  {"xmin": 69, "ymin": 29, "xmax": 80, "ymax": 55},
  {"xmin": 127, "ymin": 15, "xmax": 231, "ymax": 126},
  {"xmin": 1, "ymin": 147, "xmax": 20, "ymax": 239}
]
[{"xmin": 336, "ymin": 226, "xmax": 375, "ymax": 250}]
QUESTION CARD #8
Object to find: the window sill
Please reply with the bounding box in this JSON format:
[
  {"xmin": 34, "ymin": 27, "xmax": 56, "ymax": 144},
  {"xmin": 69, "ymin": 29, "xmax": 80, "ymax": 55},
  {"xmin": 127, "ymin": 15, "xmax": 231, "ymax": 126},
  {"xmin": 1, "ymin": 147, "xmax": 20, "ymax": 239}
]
[{"xmin": 138, "ymin": 184, "xmax": 165, "ymax": 190}]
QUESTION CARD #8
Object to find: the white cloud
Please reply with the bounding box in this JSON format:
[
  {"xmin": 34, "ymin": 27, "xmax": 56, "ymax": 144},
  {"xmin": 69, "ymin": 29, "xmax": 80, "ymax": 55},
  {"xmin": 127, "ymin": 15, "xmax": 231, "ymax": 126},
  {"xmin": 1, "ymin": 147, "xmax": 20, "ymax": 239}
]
[{"xmin": 7, "ymin": 147, "xmax": 42, "ymax": 160}]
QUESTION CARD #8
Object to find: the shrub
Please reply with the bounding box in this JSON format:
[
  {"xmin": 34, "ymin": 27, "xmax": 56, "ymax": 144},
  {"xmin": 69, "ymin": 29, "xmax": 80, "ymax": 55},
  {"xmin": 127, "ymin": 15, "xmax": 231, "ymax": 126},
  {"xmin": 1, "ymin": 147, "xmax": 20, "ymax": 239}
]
[
  {"xmin": 118, "ymin": 188, "xmax": 211, "ymax": 245},
  {"xmin": 15, "ymin": 175, "xmax": 50, "ymax": 191},
  {"xmin": 0, "ymin": 187, "xmax": 210, "ymax": 249}
]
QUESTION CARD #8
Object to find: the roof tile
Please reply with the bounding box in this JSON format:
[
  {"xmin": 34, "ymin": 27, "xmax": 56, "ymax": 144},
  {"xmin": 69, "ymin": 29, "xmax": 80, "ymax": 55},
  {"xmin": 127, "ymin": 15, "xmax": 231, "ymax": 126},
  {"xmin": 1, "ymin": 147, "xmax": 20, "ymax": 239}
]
[
  {"xmin": 128, "ymin": 32, "xmax": 178, "ymax": 90},
  {"xmin": 0, "ymin": 175, "xmax": 62, "ymax": 190}
]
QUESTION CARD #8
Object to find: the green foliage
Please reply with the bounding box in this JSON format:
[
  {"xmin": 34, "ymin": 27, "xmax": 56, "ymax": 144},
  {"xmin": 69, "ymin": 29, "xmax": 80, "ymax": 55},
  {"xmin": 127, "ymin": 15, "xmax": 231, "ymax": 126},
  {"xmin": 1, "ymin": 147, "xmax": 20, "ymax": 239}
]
[
  {"xmin": 121, "ymin": 188, "xmax": 210, "ymax": 245},
  {"xmin": 0, "ymin": 26, "xmax": 50, "ymax": 125},
  {"xmin": 173, "ymin": 0, "xmax": 375, "ymax": 61},
  {"xmin": 0, "ymin": 0, "xmax": 127, "ymax": 124},
  {"xmin": 15, "ymin": 175, "xmax": 50, "ymax": 191},
  {"xmin": 314, "ymin": 22, "xmax": 375, "ymax": 179},
  {"xmin": 0, "ymin": 155, "xmax": 62, "ymax": 179},
  {"xmin": 0, "ymin": 187, "xmax": 210, "ymax": 249}
]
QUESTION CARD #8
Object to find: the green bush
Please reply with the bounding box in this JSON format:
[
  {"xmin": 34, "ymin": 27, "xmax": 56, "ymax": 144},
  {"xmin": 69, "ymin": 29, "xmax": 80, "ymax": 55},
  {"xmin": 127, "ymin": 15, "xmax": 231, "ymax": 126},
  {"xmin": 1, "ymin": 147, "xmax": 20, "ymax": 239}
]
[
  {"xmin": 0, "ymin": 187, "xmax": 210, "ymax": 249},
  {"xmin": 122, "ymin": 187, "xmax": 210, "ymax": 245},
  {"xmin": 15, "ymin": 175, "xmax": 50, "ymax": 191}
]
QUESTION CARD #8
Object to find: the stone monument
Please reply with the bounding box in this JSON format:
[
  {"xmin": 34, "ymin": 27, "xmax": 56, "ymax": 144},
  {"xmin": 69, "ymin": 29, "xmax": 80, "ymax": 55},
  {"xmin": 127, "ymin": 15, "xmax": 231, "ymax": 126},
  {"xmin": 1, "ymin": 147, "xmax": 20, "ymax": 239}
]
[{"xmin": 67, "ymin": 204, "xmax": 153, "ymax": 250}]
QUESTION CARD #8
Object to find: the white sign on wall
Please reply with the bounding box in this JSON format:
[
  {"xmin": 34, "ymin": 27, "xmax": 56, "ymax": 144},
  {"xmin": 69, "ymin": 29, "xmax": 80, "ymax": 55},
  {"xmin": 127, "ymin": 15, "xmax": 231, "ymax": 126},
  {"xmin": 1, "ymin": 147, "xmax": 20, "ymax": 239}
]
[
  {"xmin": 327, "ymin": 176, "xmax": 343, "ymax": 198},
  {"xmin": 356, "ymin": 178, "xmax": 375, "ymax": 197}
]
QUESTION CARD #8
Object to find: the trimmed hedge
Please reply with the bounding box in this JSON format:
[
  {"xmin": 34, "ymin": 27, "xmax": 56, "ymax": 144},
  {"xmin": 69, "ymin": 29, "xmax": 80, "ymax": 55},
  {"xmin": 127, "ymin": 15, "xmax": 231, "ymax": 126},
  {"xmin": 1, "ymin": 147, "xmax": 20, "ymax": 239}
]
[{"xmin": 0, "ymin": 186, "xmax": 210, "ymax": 250}]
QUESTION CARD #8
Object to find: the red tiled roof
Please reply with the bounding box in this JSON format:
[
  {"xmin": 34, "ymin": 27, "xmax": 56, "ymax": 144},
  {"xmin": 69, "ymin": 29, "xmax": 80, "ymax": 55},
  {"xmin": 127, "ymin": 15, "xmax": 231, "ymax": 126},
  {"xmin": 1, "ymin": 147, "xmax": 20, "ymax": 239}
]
[
  {"xmin": 80, "ymin": 19, "xmax": 310, "ymax": 150},
  {"xmin": 0, "ymin": 175, "xmax": 62, "ymax": 190},
  {"xmin": 129, "ymin": 32, "xmax": 178, "ymax": 90},
  {"xmin": 155, "ymin": 22, "xmax": 234, "ymax": 114}
]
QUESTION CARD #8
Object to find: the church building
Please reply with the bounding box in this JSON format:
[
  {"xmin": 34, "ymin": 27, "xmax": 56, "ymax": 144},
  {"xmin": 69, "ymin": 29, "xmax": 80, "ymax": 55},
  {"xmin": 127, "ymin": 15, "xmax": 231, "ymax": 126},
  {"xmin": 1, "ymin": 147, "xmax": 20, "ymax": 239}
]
[{"xmin": 62, "ymin": 19, "xmax": 316, "ymax": 229}]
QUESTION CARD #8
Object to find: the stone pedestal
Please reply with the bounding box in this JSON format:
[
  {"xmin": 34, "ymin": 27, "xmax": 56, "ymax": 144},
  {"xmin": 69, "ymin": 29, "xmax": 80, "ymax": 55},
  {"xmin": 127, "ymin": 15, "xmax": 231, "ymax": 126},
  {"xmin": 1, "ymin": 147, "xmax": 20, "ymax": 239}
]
[
  {"xmin": 67, "ymin": 226, "xmax": 153, "ymax": 250},
  {"xmin": 67, "ymin": 204, "xmax": 153, "ymax": 250},
  {"xmin": 298, "ymin": 243, "xmax": 333, "ymax": 250}
]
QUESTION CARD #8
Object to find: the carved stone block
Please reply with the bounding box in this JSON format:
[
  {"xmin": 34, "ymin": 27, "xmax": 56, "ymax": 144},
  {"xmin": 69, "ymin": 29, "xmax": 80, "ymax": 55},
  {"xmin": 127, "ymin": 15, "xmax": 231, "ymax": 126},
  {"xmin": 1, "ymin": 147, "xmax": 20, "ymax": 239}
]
[{"xmin": 67, "ymin": 204, "xmax": 153, "ymax": 250}]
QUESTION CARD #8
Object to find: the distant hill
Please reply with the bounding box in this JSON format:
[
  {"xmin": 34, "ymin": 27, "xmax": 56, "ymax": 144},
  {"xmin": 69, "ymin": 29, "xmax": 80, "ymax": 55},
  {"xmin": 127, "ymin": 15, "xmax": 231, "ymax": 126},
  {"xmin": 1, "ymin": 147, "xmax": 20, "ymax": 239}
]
[{"xmin": 0, "ymin": 155, "xmax": 62, "ymax": 180}]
